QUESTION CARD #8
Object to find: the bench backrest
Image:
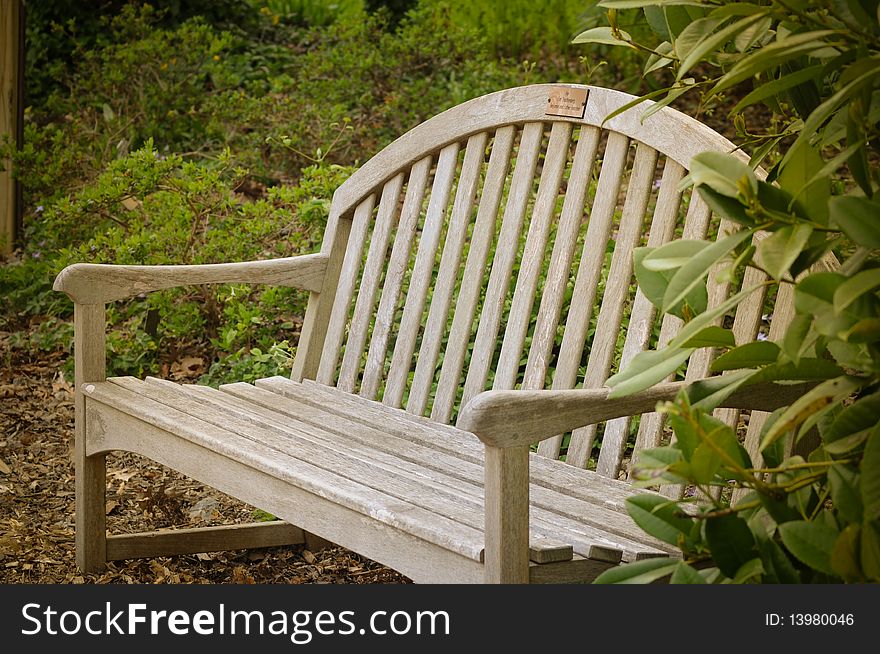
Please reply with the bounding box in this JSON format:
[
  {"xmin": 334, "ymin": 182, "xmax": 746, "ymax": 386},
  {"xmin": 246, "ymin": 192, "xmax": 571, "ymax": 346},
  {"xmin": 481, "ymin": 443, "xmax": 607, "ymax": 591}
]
[{"xmin": 291, "ymin": 84, "xmax": 784, "ymax": 480}]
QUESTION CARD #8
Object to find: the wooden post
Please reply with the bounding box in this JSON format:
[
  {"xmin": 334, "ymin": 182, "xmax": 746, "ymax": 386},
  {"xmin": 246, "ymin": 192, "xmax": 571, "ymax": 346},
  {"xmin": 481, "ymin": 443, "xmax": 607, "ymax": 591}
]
[
  {"xmin": 1, "ymin": 0, "xmax": 22, "ymax": 254},
  {"xmin": 74, "ymin": 303, "xmax": 108, "ymax": 572},
  {"xmin": 483, "ymin": 445, "xmax": 530, "ymax": 583}
]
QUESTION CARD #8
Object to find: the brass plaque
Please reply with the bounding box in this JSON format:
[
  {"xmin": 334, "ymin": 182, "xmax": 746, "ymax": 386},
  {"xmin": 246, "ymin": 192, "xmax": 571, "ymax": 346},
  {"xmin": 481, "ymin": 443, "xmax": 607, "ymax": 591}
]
[{"xmin": 545, "ymin": 86, "xmax": 588, "ymax": 118}]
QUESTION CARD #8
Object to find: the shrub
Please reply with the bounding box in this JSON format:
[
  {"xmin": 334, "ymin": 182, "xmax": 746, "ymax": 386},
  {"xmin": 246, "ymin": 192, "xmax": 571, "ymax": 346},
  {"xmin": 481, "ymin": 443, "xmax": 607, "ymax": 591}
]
[{"xmin": 574, "ymin": 0, "xmax": 880, "ymax": 584}]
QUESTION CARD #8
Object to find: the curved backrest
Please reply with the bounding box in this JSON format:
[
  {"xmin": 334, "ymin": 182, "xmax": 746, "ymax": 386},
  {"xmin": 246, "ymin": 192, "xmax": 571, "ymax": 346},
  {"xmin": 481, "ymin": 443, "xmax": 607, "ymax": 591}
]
[{"xmin": 292, "ymin": 84, "xmax": 787, "ymax": 481}]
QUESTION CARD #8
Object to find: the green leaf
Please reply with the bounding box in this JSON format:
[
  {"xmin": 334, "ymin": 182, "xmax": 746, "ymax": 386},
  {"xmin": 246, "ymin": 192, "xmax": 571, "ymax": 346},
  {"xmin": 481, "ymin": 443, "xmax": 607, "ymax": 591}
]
[
  {"xmin": 777, "ymin": 139, "xmax": 830, "ymax": 224},
  {"xmin": 861, "ymin": 425, "xmax": 880, "ymax": 522},
  {"xmin": 730, "ymin": 64, "xmax": 824, "ymax": 114},
  {"xmin": 663, "ymin": 229, "xmax": 754, "ymax": 313},
  {"xmin": 668, "ymin": 282, "xmax": 767, "ymax": 350},
  {"xmin": 592, "ymin": 557, "xmax": 678, "ymax": 584},
  {"xmin": 861, "ymin": 521, "xmax": 880, "ymax": 582},
  {"xmin": 669, "ymin": 561, "xmax": 707, "ymax": 584},
  {"xmin": 732, "ymin": 557, "xmax": 764, "ymax": 583},
  {"xmin": 830, "ymin": 524, "xmax": 862, "ymax": 582},
  {"xmin": 606, "ymin": 347, "xmax": 695, "ymax": 398},
  {"xmin": 687, "ymin": 368, "xmax": 755, "ymax": 411},
  {"xmin": 778, "ymin": 520, "xmax": 838, "ymax": 575},
  {"xmin": 794, "ymin": 272, "xmax": 846, "ymax": 315},
  {"xmin": 572, "ymin": 26, "xmax": 634, "ymax": 46},
  {"xmin": 704, "ymin": 514, "xmax": 757, "ymax": 578},
  {"xmin": 710, "ymin": 341, "xmax": 780, "ymax": 372},
  {"xmin": 676, "ymin": 13, "xmax": 769, "ymax": 81},
  {"xmin": 696, "ymin": 186, "xmax": 756, "ymax": 227},
  {"xmin": 829, "ymin": 196, "xmax": 880, "ymax": 248},
  {"xmin": 833, "ymin": 267, "xmax": 880, "ymax": 313},
  {"xmin": 626, "ymin": 494, "xmax": 695, "ymax": 547},
  {"xmin": 824, "ymin": 391, "xmax": 880, "ymax": 443},
  {"xmin": 781, "ymin": 313, "xmax": 813, "ymax": 364},
  {"xmin": 748, "ymin": 357, "xmax": 843, "ymax": 384},
  {"xmin": 828, "ymin": 465, "xmax": 864, "ymax": 524},
  {"xmin": 640, "ymin": 240, "xmax": 709, "ymax": 271},
  {"xmin": 759, "ymin": 376, "xmax": 860, "ymax": 451},
  {"xmin": 598, "ymin": 0, "xmax": 707, "ymax": 7},
  {"xmin": 755, "ymin": 224, "xmax": 814, "ymax": 280},
  {"xmin": 824, "ymin": 430, "xmax": 871, "ymax": 455},
  {"xmin": 843, "ymin": 318, "xmax": 880, "ymax": 344},
  {"xmin": 689, "ymin": 151, "xmax": 758, "ymax": 198},
  {"xmin": 711, "ymin": 31, "xmax": 840, "ymax": 95},
  {"xmin": 636, "ymin": 242, "xmax": 708, "ymax": 317},
  {"xmin": 759, "ymin": 408, "xmax": 786, "ymax": 468},
  {"xmin": 680, "ymin": 326, "xmax": 736, "ymax": 348},
  {"xmin": 760, "ymin": 537, "xmax": 801, "ymax": 583}
]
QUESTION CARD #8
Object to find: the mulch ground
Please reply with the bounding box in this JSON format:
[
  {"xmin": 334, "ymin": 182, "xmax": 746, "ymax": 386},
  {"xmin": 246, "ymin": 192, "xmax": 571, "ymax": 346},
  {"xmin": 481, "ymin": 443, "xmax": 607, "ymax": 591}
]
[{"xmin": 0, "ymin": 333, "xmax": 410, "ymax": 584}]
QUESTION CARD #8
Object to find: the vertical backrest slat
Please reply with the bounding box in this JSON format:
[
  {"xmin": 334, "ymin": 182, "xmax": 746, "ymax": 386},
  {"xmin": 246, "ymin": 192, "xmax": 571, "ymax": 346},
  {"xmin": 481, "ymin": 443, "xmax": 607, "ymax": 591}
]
[
  {"xmin": 597, "ymin": 158, "xmax": 685, "ymax": 478},
  {"xmin": 459, "ymin": 122, "xmax": 545, "ymax": 410},
  {"xmin": 535, "ymin": 132, "xmax": 630, "ymax": 458},
  {"xmin": 522, "ymin": 126, "xmax": 601, "ymax": 391},
  {"xmin": 493, "ymin": 121, "xmax": 574, "ymax": 391},
  {"xmin": 359, "ymin": 156, "xmax": 433, "ymax": 400},
  {"xmin": 431, "ymin": 126, "xmax": 516, "ymax": 423},
  {"xmin": 383, "ymin": 142, "xmax": 461, "ymax": 407},
  {"xmin": 337, "ymin": 172, "xmax": 406, "ymax": 392},
  {"xmin": 407, "ymin": 133, "xmax": 489, "ymax": 414},
  {"xmin": 565, "ymin": 143, "xmax": 660, "ymax": 468},
  {"xmin": 630, "ymin": 187, "xmax": 714, "ymax": 459},
  {"xmin": 315, "ymin": 195, "xmax": 377, "ymax": 384}
]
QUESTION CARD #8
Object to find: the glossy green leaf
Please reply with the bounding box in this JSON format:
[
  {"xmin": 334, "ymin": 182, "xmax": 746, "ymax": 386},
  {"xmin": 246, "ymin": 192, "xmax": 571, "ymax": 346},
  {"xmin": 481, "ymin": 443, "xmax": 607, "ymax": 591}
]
[
  {"xmin": 593, "ymin": 557, "xmax": 679, "ymax": 584},
  {"xmin": 640, "ymin": 240, "xmax": 709, "ymax": 271},
  {"xmin": 756, "ymin": 225, "xmax": 815, "ymax": 281},
  {"xmin": 829, "ymin": 196, "xmax": 880, "ymax": 249},
  {"xmin": 732, "ymin": 557, "xmax": 764, "ymax": 583},
  {"xmin": 778, "ymin": 520, "xmax": 838, "ymax": 575},
  {"xmin": 696, "ymin": 186, "xmax": 756, "ymax": 226},
  {"xmin": 748, "ymin": 358, "xmax": 843, "ymax": 384},
  {"xmin": 669, "ymin": 561, "xmax": 706, "ymax": 584},
  {"xmin": 626, "ymin": 494, "xmax": 695, "ymax": 546},
  {"xmin": 833, "ymin": 267, "xmax": 880, "ymax": 313},
  {"xmin": 861, "ymin": 521, "xmax": 880, "ymax": 582},
  {"xmin": 731, "ymin": 64, "xmax": 824, "ymax": 114},
  {"xmin": 572, "ymin": 26, "xmax": 634, "ymax": 46},
  {"xmin": 760, "ymin": 537, "xmax": 801, "ymax": 583},
  {"xmin": 830, "ymin": 524, "xmax": 862, "ymax": 582},
  {"xmin": 794, "ymin": 272, "xmax": 846, "ymax": 315},
  {"xmin": 825, "ymin": 392, "xmax": 880, "ymax": 443},
  {"xmin": 668, "ymin": 283, "xmax": 767, "ymax": 350},
  {"xmin": 781, "ymin": 313, "xmax": 813, "ymax": 364},
  {"xmin": 777, "ymin": 139, "xmax": 830, "ymax": 224},
  {"xmin": 689, "ymin": 151, "xmax": 758, "ymax": 198},
  {"xmin": 606, "ymin": 347, "xmax": 694, "ymax": 398},
  {"xmin": 705, "ymin": 514, "xmax": 757, "ymax": 578},
  {"xmin": 663, "ymin": 229, "xmax": 754, "ymax": 313},
  {"xmin": 828, "ymin": 464, "xmax": 864, "ymax": 524},
  {"xmin": 687, "ymin": 368, "xmax": 755, "ymax": 411},
  {"xmin": 677, "ymin": 13, "xmax": 768, "ymax": 80},
  {"xmin": 598, "ymin": 0, "xmax": 707, "ymax": 7},
  {"xmin": 861, "ymin": 425, "xmax": 880, "ymax": 522},
  {"xmin": 710, "ymin": 341, "xmax": 780, "ymax": 372},
  {"xmin": 680, "ymin": 326, "xmax": 736, "ymax": 348},
  {"xmin": 759, "ymin": 376, "xmax": 860, "ymax": 451},
  {"xmin": 843, "ymin": 318, "xmax": 880, "ymax": 344},
  {"xmin": 711, "ymin": 31, "xmax": 839, "ymax": 95}
]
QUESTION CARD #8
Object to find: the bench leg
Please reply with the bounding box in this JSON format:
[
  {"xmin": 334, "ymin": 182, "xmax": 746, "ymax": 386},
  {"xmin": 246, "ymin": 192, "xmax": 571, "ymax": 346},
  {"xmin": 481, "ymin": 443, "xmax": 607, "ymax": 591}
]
[
  {"xmin": 484, "ymin": 445, "xmax": 530, "ymax": 583},
  {"xmin": 75, "ymin": 437, "xmax": 107, "ymax": 572}
]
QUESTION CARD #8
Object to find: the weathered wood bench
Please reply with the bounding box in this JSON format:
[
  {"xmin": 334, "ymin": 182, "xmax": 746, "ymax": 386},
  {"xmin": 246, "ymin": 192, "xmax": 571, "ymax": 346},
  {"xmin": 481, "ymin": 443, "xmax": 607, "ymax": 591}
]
[{"xmin": 54, "ymin": 84, "xmax": 811, "ymax": 583}]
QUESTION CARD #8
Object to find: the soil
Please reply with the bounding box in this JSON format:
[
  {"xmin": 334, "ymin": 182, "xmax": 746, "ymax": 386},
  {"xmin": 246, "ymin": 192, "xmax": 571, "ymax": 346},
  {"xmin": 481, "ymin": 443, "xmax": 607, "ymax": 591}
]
[{"xmin": 0, "ymin": 334, "xmax": 411, "ymax": 584}]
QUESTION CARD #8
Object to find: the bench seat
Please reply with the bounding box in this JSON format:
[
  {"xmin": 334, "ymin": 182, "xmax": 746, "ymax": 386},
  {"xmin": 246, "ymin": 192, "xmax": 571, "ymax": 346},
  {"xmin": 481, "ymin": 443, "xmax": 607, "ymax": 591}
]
[{"xmin": 82, "ymin": 375, "xmax": 675, "ymax": 583}]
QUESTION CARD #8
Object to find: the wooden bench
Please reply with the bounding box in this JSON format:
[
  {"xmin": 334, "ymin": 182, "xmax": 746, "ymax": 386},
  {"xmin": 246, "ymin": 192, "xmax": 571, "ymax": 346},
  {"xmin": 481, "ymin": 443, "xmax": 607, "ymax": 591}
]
[{"xmin": 54, "ymin": 84, "xmax": 811, "ymax": 583}]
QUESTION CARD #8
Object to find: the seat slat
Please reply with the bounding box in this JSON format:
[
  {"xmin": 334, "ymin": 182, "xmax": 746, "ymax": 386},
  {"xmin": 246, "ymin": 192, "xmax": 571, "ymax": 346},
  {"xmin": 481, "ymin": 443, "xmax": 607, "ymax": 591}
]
[
  {"xmin": 597, "ymin": 158, "xmax": 685, "ymax": 478},
  {"xmin": 566, "ymin": 143, "xmax": 660, "ymax": 468},
  {"xmin": 408, "ymin": 132, "xmax": 489, "ymax": 415},
  {"xmin": 431, "ymin": 126, "xmax": 516, "ymax": 423},
  {"xmin": 242, "ymin": 380, "xmax": 669, "ymax": 559},
  {"xmin": 85, "ymin": 380, "xmax": 486, "ymax": 561},
  {"xmin": 337, "ymin": 172, "xmax": 405, "ymax": 392},
  {"xmin": 523, "ymin": 126, "xmax": 601, "ymax": 391},
  {"xmin": 493, "ymin": 121, "xmax": 573, "ymax": 391},
  {"xmin": 383, "ymin": 142, "xmax": 461, "ymax": 407},
  {"xmin": 460, "ymin": 122, "xmax": 545, "ymax": 409},
  {"xmin": 359, "ymin": 156, "xmax": 433, "ymax": 401},
  {"xmin": 316, "ymin": 195, "xmax": 376, "ymax": 384},
  {"xmin": 129, "ymin": 378, "xmax": 664, "ymax": 560},
  {"xmin": 535, "ymin": 131, "xmax": 629, "ymax": 459}
]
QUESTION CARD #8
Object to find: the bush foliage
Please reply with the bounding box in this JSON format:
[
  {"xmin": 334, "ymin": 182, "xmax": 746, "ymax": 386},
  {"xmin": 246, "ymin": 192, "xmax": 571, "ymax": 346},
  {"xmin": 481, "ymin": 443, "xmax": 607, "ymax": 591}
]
[{"xmin": 575, "ymin": 0, "xmax": 880, "ymax": 584}]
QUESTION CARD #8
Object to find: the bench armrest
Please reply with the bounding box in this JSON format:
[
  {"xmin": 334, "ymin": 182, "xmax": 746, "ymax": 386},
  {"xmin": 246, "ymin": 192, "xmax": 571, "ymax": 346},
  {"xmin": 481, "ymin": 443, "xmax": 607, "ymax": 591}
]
[
  {"xmin": 458, "ymin": 380, "xmax": 814, "ymax": 448},
  {"xmin": 53, "ymin": 253, "xmax": 329, "ymax": 304}
]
